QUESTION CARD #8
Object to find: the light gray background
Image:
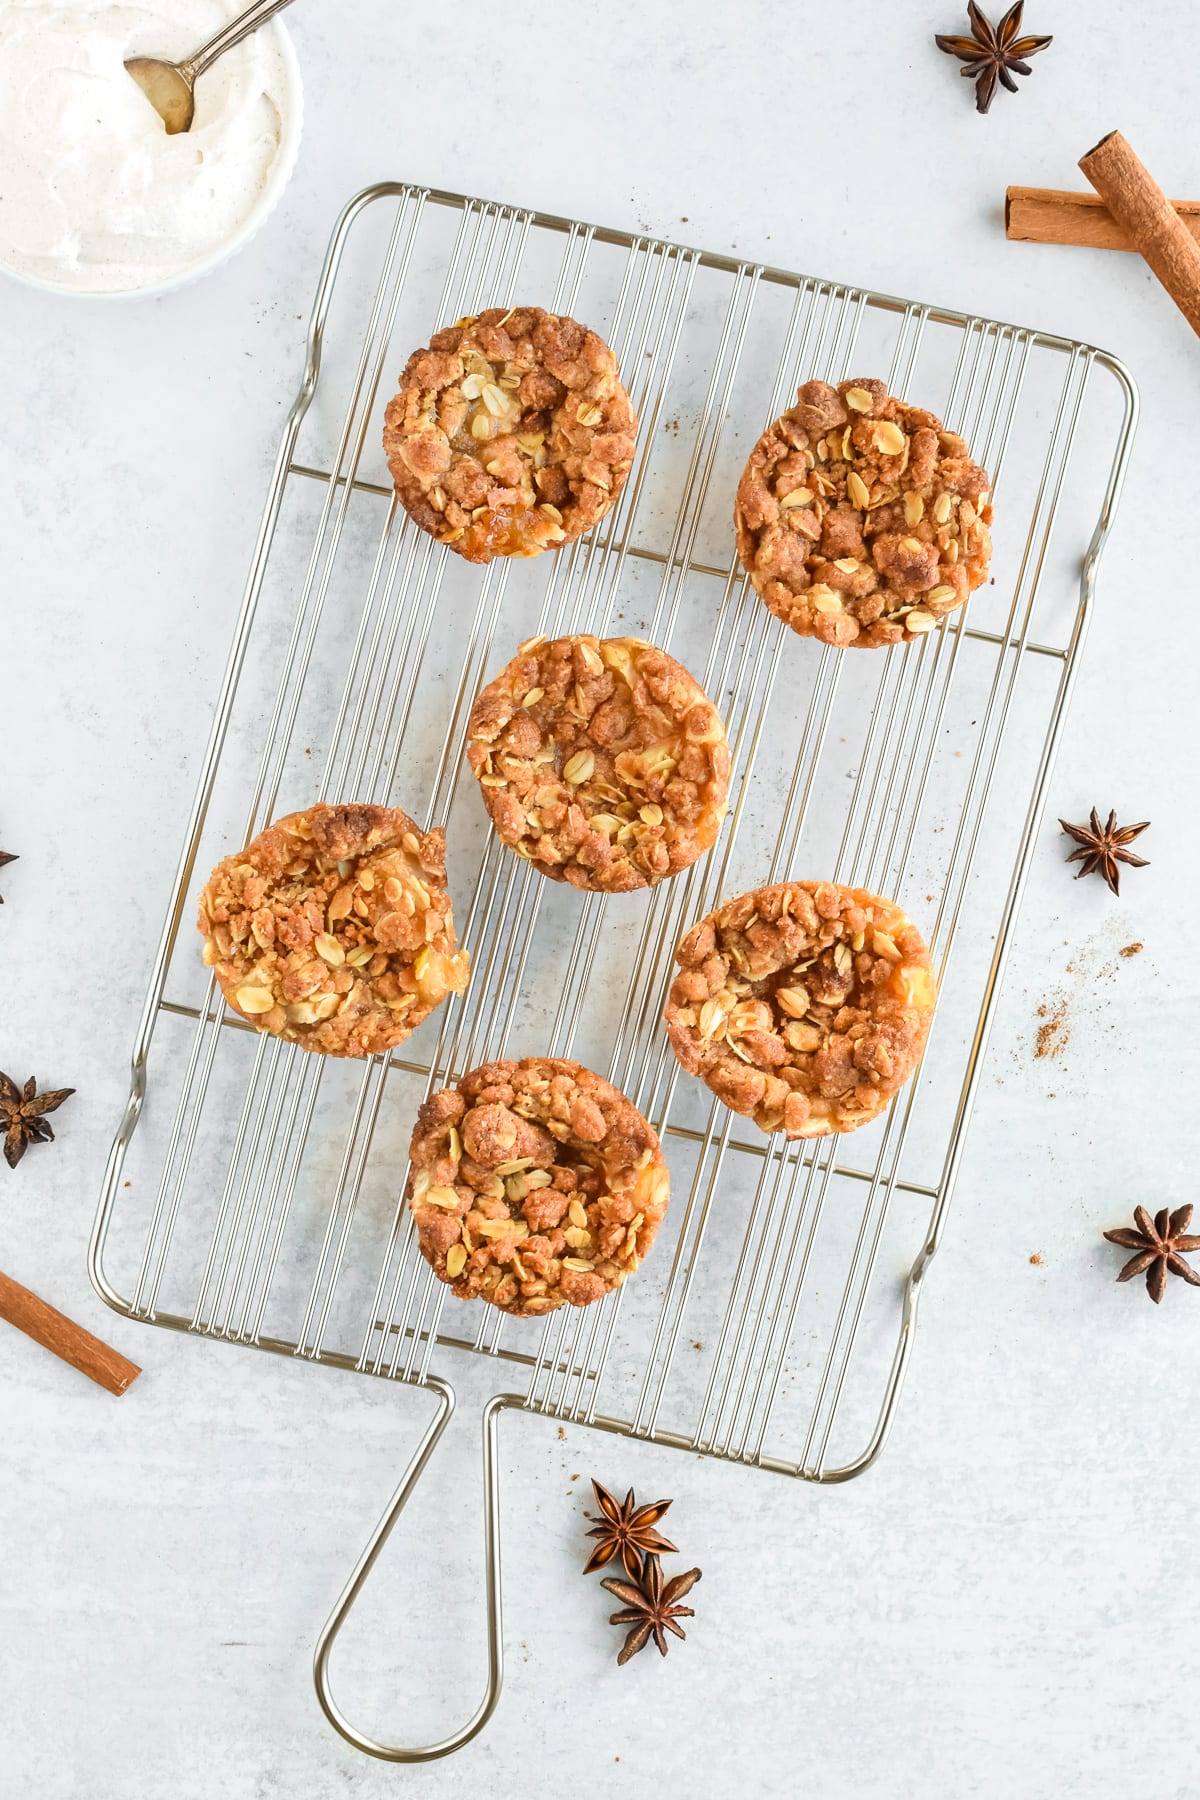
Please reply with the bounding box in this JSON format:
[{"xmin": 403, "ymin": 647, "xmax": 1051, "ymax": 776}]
[{"xmin": 3, "ymin": 3, "xmax": 1196, "ymax": 1796}]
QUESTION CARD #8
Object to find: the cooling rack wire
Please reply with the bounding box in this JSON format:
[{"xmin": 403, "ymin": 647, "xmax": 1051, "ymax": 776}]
[{"xmin": 89, "ymin": 182, "xmax": 1136, "ymax": 1760}]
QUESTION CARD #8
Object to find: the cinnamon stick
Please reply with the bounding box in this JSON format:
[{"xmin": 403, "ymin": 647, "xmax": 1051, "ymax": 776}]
[
  {"xmin": 0, "ymin": 1270, "xmax": 141, "ymax": 1395},
  {"xmin": 1079, "ymin": 130, "xmax": 1200, "ymax": 338},
  {"xmin": 1006, "ymin": 185, "xmax": 1200, "ymax": 253}
]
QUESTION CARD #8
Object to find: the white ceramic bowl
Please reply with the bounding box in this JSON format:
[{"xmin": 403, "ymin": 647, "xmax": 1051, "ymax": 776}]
[{"xmin": 0, "ymin": 19, "xmax": 303, "ymax": 302}]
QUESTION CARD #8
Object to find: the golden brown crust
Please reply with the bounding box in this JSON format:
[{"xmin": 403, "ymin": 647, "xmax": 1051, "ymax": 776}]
[
  {"xmin": 466, "ymin": 635, "xmax": 730, "ymax": 893},
  {"xmin": 408, "ymin": 1057, "xmax": 669, "ymax": 1317},
  {"xmin": 197, "ymin": 803, "xmax": 469, "ymax": 1057},
  {"xmin": 734, "ymin": 378, "xmax": 993, "ymax": 649},
  {"xmin": 663, "ymin": 880, "xmax": 936, "ymax": 1138},
  {"xmin": 382, "ymin": 307, "xmax": 637, "ymax": 564}
]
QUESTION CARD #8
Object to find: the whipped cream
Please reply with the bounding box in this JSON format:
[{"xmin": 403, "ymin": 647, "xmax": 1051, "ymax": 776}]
[{"xmin": 0, "ymin": 1, "xmax": 293, "ymax": 294}]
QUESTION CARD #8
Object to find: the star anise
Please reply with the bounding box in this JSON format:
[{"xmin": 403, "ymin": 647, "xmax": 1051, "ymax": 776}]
[
  {"xmin": 600, "ymin": 1554, "xmax": 702, "ymax": 1664},
  {"xmin": 583, "ymin": 1479, "xmax": 678, "ymax": 1578},
  {"xmin": 1059, "ymin": 807, "xmax": 1150, "ymax": 896},
  {"xmin": 1104, "ymin": 1205, "xmax": 1200, "ymax": 1305},
  {"xmin": 935, "ymin": 2, "xmax": 1052, "ymax": 114},
  {"xmin": 0, "ymin": 846, "xmax": 16, "ymax": 903},
  {"xmin": 0, "ymin": 1072, "xmax": 76, "ymax": 1170}
]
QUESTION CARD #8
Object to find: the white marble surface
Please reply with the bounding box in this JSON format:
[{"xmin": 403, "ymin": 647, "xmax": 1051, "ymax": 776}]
[{"xmin": 2, "ymin": 3, "xmax": 1198, "ymax": 1794}]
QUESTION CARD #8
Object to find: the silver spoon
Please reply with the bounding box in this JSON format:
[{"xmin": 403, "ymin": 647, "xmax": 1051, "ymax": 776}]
[{"xmin": 125, "ymin": 0, "xmax": 297, "ymax": 136}]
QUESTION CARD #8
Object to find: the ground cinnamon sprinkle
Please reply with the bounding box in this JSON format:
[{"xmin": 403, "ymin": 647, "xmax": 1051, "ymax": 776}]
[
  {"xmin": 1035, "ymin": 1001, "xmax": 1069, "ymax": 1060},
  {"xmin": 1024, "ymin": 930, "xmax": 1142, "ymax": 1075},
  {"xmin": 1029, "ymin": 1253, "xmax": 1044, "ymax": 1265}
]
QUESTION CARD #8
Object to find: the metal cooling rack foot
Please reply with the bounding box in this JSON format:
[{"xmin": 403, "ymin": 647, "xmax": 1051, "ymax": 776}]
[{"xmin": 313, "ymin": 1380, "xmax": 507, "ymax": 1763}]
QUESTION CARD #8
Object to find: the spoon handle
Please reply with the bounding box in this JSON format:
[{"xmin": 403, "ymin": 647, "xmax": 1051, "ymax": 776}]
[{"xmin": 188, "ymin": 0, "xmax": 298, "ymax": 79}]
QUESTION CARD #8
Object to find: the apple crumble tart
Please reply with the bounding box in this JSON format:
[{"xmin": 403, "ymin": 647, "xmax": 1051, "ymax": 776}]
[
  {"xmin": 735, "ymin": 377, "xmax": 993, "ymax": 648},
  {"xmin": 408, "ymin": 1056, "xmax": 669, "ymax": 1317},
  {"xmin": 466, "ymin": 634, "xmax": 731, "ymax": 892},
  {"xmin": 664, "ymin": 880, "xmax": 936, "ymax": 1137},
  {"xmin": 383, "ymin": 306, "xmax": 637, "ymax": 564},
  {"xmin": 198, "ymin": 803, "xmax": 469, "ymax": 1057}
]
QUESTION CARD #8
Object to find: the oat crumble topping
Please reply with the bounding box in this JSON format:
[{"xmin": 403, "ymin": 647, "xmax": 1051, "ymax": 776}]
[
  {"xmin": 664, "ymin": 880, "xmax": 936, "ymax": 1137},
  {"xmin": 409, "ymin": 1057, "xmax": 669, "ymax": 1316},
  {"xmin": 383, "ymin": 307, "xmax": 637, "ymax": 564},
  {"xmin": 467, "ymin": 634, "xmax": 730, "ymax": 892},
  {"xmin": 198, "ymin": 803, "xmax": 469, "ymax": 1057},
  {"xmin": 735, "ymin": 377, "xmax": 993, "ymax": 649}
]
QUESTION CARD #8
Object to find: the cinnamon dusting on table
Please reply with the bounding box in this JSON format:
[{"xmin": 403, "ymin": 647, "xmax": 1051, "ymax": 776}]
[
  {"xmin": 1035, "ymin": 1003, "xmax": 1069, "ymax": 1061},
  {"xmin": 1027, "ymin": 926, "xmax": 1144, "ymax": 1075}
]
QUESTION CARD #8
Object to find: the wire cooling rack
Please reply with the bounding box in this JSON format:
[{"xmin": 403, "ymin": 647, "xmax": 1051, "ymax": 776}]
[{"xmin": 90, "ymin": 182, "xmax": 1135, "ymax": 1760}]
